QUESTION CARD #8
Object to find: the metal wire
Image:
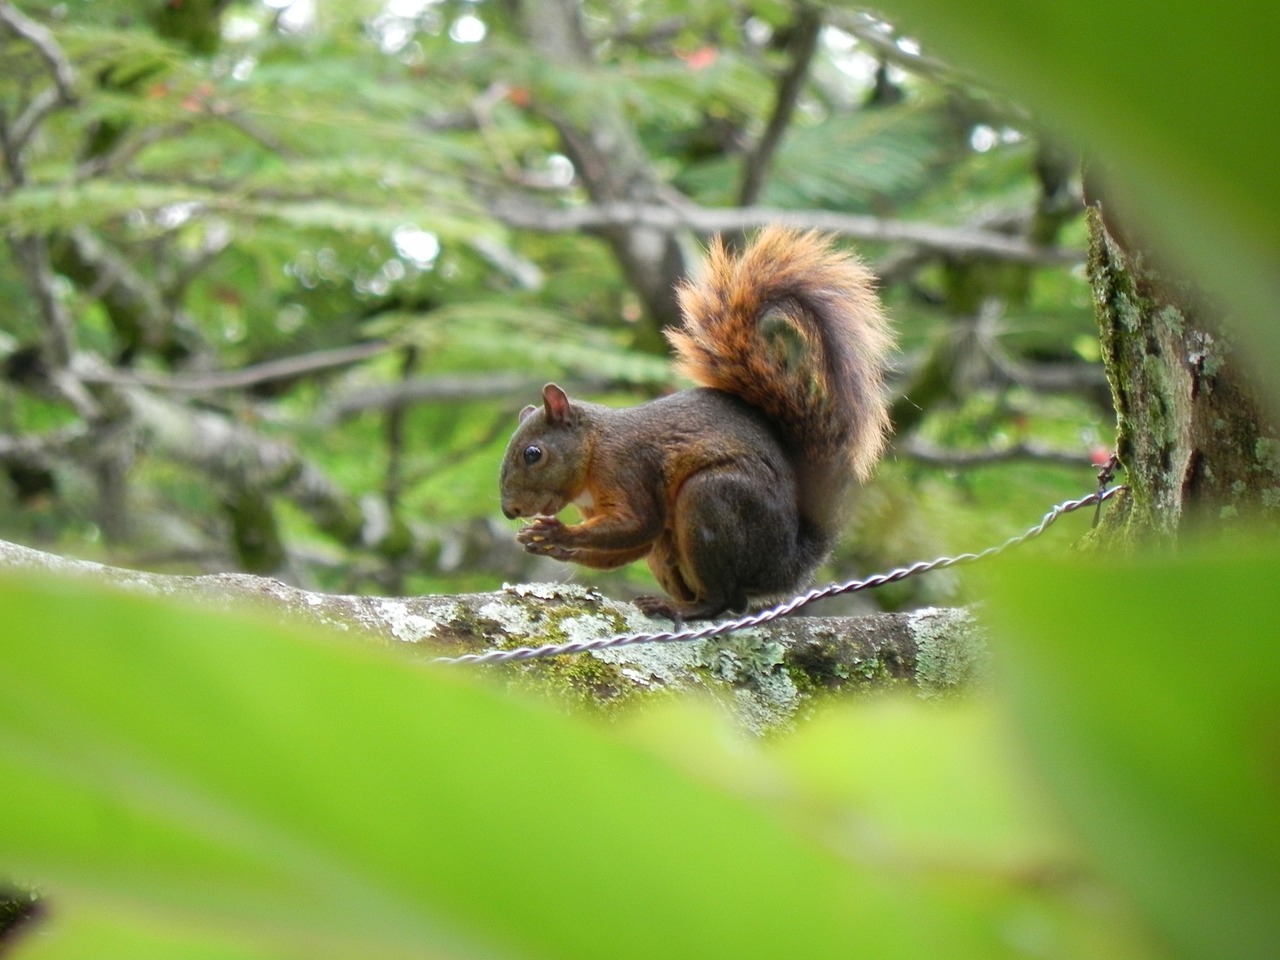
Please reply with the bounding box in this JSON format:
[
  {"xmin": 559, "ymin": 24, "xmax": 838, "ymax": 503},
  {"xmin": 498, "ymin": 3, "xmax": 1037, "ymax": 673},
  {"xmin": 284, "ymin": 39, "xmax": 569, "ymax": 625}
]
[{"xmin": 434, "ymin": 485, "xmax": 1126, "ymax": 666}]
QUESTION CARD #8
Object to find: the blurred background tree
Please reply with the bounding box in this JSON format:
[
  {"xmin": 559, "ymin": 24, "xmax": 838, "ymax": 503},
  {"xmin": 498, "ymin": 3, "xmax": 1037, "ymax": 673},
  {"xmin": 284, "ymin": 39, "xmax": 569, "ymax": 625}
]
[{"xmin": 1, "ymin": 0, "xmax": 1108, "ymax": 605}]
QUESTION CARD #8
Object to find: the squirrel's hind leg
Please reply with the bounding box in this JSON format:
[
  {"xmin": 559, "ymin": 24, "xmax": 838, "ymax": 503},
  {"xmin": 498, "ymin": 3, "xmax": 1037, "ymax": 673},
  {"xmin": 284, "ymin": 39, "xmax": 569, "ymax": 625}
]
[
  {"xmin": 636, "ymin": 465, "xmax": 800, "ymax": 622},
  {"xmin": 636, "ymin": 534, "xmax": 732, "ymax": 622}
]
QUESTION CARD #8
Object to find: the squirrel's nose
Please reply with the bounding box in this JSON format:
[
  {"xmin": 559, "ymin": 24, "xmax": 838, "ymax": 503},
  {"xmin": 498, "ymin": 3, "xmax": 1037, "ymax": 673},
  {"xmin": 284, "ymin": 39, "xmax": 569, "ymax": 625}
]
[{"xmin": 502, "ymin": 502, "xmax": 521, "ymax": 520}]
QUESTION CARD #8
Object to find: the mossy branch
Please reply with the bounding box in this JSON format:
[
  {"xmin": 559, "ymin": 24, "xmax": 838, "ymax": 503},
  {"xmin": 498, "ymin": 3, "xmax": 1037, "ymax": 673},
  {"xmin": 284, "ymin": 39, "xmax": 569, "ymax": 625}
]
[{"xmin": 0, "ymin": 537, "xmax": 986, "ymax": 734}]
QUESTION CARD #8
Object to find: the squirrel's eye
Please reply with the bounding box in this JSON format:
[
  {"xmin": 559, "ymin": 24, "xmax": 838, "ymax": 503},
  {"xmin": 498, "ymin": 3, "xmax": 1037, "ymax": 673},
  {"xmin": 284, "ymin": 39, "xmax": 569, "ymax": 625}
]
[{"xmin": 523, "ymin": 445, "xmax": 543, "ymax": 466}]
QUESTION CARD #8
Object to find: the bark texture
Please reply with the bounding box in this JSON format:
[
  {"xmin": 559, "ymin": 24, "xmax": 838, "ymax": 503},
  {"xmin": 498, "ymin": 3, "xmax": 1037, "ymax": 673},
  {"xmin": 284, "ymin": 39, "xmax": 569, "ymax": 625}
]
[
  {"xmin": 1086, "ymin": 206, "xmax": 1280, "ymax": 543},
  {"xmin": 0, "ymin": 536, "xmax": 986, "ymax": 734}
]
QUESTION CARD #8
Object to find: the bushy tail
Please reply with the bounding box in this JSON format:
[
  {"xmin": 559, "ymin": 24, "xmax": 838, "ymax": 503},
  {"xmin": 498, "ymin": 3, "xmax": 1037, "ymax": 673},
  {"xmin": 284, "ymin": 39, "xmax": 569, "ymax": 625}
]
[{"xmin": 668, "ymin": 226, "xmax": 894, "ymax": 527}]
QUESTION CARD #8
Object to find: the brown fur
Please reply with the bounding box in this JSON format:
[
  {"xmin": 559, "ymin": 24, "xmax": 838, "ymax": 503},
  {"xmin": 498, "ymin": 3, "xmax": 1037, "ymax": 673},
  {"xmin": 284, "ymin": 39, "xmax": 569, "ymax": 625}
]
[
  {"xmin": 667, "ymin": 226, "xmax": 894, "ymax": 531},
  {"xmin": 499, "ymin": 227, "xmax": 895, "ymax": 620}
]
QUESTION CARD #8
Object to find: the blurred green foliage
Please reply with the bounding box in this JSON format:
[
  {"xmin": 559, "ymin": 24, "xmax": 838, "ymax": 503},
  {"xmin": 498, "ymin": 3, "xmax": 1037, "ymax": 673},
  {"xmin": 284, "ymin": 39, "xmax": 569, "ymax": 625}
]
[
  {"xmin": 0, "ymin": 573, "xmax": 1160, "ymax": 960},
  {"xmin": 2, "ymin": 0, "xmax": 1277, "ymax": 957},
  {"xmin": 989, "ymin": 548, "xmax": 1280, "ymax": 960}
]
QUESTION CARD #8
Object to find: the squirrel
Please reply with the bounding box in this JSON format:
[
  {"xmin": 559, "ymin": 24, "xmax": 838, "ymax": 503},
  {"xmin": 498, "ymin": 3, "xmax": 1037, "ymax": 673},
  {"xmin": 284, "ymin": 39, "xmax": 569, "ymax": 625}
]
[{"xmin": 499, "ymin": 226, "xmax": 895, "ymax": 621}]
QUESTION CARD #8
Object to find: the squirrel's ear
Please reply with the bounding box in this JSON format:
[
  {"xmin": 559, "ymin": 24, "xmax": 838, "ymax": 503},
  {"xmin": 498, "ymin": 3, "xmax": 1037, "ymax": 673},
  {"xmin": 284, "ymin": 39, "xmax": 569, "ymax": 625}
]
[
  {"xmin": 542, "ymin": 383, "xmax": 572, "ymax": 424},
  {"xmin": 518, "ymin": 404, "xmax": 537, "ymax": 422}
]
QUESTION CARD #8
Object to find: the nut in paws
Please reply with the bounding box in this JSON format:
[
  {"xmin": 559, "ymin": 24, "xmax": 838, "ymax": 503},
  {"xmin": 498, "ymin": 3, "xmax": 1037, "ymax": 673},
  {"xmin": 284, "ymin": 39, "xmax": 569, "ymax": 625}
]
[{"xmin": 516, "ymin": 515, "xmax": 563, "ymax": 544}]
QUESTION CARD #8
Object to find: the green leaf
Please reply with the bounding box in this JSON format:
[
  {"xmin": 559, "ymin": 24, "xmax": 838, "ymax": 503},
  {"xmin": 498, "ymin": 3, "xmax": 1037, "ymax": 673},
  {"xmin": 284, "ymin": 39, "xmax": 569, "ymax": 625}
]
[
  {"xmin": 10, "ymin": 899, "xmax": 285, "ymax": 960},
  {"xmin": 626, "ymin": 696, "xmax": 1158, "ymax": 960},
  {"xmin": 771, "ymin": 697, "xmax": 1075, "ymax": 871},
  {"xmin": 0, "ymin": 573, "xmax": 999, "ymax": 960},
  {"xmin": 986, "ymin": 545, "xmax": 1280, "ymax": 960},
  {"xmin": 873, "ymin": 0, "xmax": 1280, "ymax": 375}
]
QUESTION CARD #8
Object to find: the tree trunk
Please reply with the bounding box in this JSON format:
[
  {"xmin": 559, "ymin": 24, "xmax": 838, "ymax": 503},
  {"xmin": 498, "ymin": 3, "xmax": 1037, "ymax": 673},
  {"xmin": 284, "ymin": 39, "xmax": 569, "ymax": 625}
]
[{"xmin": 1085, "ymin": 206, "xmax": 1280, "ymax": 544}]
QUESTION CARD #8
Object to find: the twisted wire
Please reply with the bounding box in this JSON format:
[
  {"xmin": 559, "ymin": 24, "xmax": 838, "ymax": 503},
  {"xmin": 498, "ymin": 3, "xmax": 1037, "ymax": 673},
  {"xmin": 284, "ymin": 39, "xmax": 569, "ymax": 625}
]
[{"xmin": 434, "ymin": 485, "xmax": 1126, "ymax": 666}]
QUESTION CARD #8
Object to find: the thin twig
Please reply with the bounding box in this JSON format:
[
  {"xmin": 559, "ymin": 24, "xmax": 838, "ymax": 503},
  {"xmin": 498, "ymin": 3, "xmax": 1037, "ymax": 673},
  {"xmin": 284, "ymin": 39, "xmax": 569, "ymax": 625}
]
[
  {"xmin": 900, "ymin": 437, "xmax": 1098, "ymax": 469},
  {"xmin": 318, "ymin": 372, "xmax": 564, "ymax": 424},
  {"xmin": 8, "ymin": 236, "xmax": 99, "ymax": 418},
  {"xmin": 75, "ymin": 123, "xmax": 193, "ymax": 182},
  {"xmin": 216, "ymin": 111, "xmax": 298, "ymax": 161},
  {"xmin": 738, "ymin": 5, "xmax": 822, "ymax": 205},
  {"xmin": 82, "ymin": 341, "xmax": 393, "ymax": 393}
]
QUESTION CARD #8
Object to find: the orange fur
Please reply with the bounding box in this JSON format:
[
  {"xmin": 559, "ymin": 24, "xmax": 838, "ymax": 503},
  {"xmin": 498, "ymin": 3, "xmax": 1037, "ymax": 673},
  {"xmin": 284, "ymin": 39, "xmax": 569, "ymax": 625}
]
[{"xmin": 667, "ymin": 226, "xmax": 893, "ymax": 481}]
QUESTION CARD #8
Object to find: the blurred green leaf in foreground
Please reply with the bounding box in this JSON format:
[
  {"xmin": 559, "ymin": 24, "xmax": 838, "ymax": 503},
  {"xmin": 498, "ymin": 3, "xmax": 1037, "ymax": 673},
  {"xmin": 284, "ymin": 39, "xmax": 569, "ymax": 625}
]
[
  {"xmin": 987, "ymin": 544, "xmax": 1280, "ymax": 960},
  {"xmin": 0, "ymin": 574, "xmax": 1156, "ymax": 960}
]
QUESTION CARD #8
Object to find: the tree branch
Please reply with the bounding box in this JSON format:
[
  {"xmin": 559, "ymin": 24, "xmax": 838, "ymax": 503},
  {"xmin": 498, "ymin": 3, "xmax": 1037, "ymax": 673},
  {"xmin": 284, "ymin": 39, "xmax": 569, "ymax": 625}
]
[
  {"xmin": 119, "ymin": 386, "xmax": 371, "ymax": 547},
  {"xmin": 899, "ymin": 436, "xmax": 1099, "ymax": 469},
  {"xmin": 489, "ymin": 198, "xmax": 1083, "ymax": 265},
  {"xmin": 0, "ymin": 4, "xmax": 76, "ymax": 99},
  {"xmin": 86, "ymin": 341, "xmax": 393, "ymax": 394},
  {"xmin": 738, "ymin": 5, "xmax": 823, "ymax": 205},
  {"xmin": 0, "ymin": 536, "xmax": 988, "ymax": 731},
  {"xmin": 0, "ymin": 2, "xmax": 78, "ymax": 153},
  {"xmin": 984, "ymin": 343, "xmax": 1111, "ymax": 397},
  {"xmin": 7, "ymin": 236, "xmax": 99, "ymax": 418},
  {"xmin": 317, "ymin": 372, "xmax": 609, "ymax": 424},
  {"xmin": 50, "ymin": 227, "xmax": 208, "ymax": 364},
  {"xmin": 832, "ymin": 12, "xmax": 973, "ymax": 93},
  {"xmin": 0, "ymin": 426, "xmax": 87, "ymax": 463}
]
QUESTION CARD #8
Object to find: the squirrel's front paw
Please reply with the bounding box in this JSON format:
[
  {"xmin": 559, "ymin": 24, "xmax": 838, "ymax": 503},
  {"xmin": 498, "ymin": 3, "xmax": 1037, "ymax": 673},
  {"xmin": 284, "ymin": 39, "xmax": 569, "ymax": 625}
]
[
  {"xmin": 516, "ymin": 516, "xmax": 576, "ymax": 559},
  {"xmin": 516, "ymin": 515, "xmax": 563, "ymax": 543}
]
